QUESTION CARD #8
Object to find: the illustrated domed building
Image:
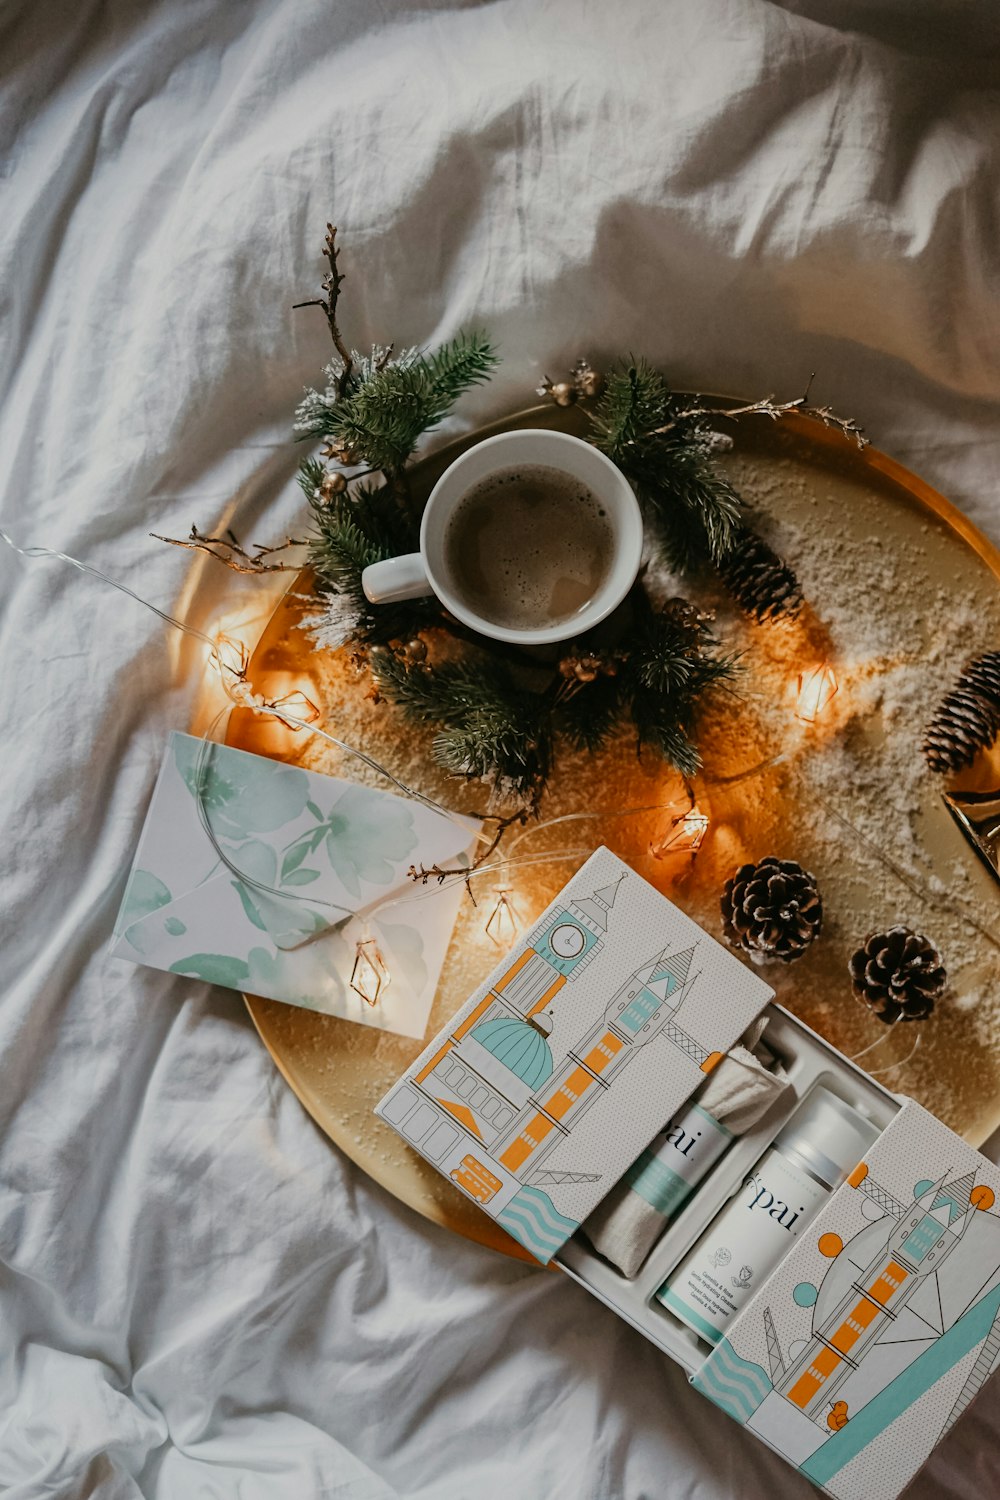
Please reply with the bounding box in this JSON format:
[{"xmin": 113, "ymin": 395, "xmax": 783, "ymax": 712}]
[{"xmin": 470, "ymin": 1013, "xmax": 554, "ymax": 1091}]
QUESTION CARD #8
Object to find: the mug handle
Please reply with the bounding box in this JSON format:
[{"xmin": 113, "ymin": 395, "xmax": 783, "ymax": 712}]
[{"xmin": 361, "ymin": 553, "xmax": 433, "ymax": 603}]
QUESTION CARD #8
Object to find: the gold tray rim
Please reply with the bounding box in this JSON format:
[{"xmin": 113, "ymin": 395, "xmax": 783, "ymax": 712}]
[{"xmin": 234, "ymin": 397, "xmax": 1000, "ymax": 1261}]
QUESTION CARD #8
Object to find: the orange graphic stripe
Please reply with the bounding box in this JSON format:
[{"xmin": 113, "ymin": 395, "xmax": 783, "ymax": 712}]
[
  {"xmin": 583, "ymin": 1031, "xmax": 622, "ymax": 1075},
  {"xmin": 453, "ymin": 994, "xmax": 496, "ymax": 1041},
  {"xmin": 494, "ymin": 948, "xmax": 534, "ymax": 991},
  {"xmin": 788, "ymin": 1259, "xmax": 908, "ymax": 1409},
  {"xmin": 436, "ymin": 1100, "xmax": 483, "ymax": 1139},
  {"xmin": 499, "ymin": 1112, "xmax": 554, "ymax": 1171},
  {"xmin": 787, "ymin": 1345, "xmax": 841, "ymax": 1409},
  {"xmin": 869, "ymin": 1260, "xmax": 907, "ymax": 1305},
  {"xmin": 543, "ymin": 1066, "xmax": 596, "ymax": 1121},
  {"xmin": 416, "ymin": 1040, "xmax": 453, "ymax": 1084}
]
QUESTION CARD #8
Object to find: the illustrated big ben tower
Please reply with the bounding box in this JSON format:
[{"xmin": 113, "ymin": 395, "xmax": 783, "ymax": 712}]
[
  {"xmin": 494, "ymin": 944, "xmax": 714, "ymax": 1178},
  {"xmin": 377, "ymin": 856, "xmax": 752, "ymax": 1261},
  {"xmin": 408, "ymin": 873, "xmax": 626, "ymax": 1150}
]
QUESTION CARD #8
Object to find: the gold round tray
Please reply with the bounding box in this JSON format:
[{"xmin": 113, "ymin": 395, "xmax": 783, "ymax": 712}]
[{"xmin": 220, "ymin": 401, "xmax": 1000, "ymax": 1263}]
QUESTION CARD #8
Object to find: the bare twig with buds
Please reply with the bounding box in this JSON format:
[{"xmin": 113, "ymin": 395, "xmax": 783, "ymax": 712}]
[
  {"xmin": 150, "ymin": 526, "xmax": 309, "ymax": 573},
  {"xmin": 648, "ymin": 377, "xmax": 868, "ymax": 449},
  {"xmin": 292, "ymin": 223, "xmax": 354, "ymax": 400}
]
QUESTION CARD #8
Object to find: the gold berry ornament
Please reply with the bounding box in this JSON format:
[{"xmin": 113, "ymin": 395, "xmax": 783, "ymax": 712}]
[
  {"xmin": 536, "ymin": 358, "xmax": 603, "ymax": 408},
  {"xmin": 315, "ymin": 470, "xmax": 348, "ymax": 503}
]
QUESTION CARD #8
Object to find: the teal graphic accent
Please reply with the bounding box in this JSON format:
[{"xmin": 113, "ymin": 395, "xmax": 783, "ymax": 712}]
[
  {"xmin": 691, "ymin": 1337, "xmax": 772, "ymax": 1420},
  {"xmin": 793, "ymin": 1281, "xmax": 818, "ymax": 1308},
  {"xmin": 619, "ymin": 987, "xmax": 663, "ymax": 1033},
  {"xmin": 471, "ymin": 1017, "xmax": 554, "ymax": 1088},
  {"xmin": 658, "ymin": 1286, "xmax": 723, "ymax": 1345},
  {"xmin": 906, "ymin": 1213, "xmax": 946, "ymax": 1262},
  {"xmin": 624, "ymin": 1150, "xmax": 691, "ymax": 1217},
  {"xmin": 164, "ymin": 916, "xmax": 186, "ymax": 936},
  {"xmin": 802, "ymin": 1280, "xmax": 1000, "ymax": 1487},
  {"xmin": 497, "ymin": 1186, "xmax": 579, "ymax": 1262},
  {"xmin": 534, "ymin": 914, "xmax": 600, "ymax": 975},
  {"xmin": 174, "ymin": 734, "xmax": 310, "ymax": 838},
  {"xmin": 118, "ymin": 869, "xmax": 172, "ymax": 948},
  {"xmin": 169, "ymin": 953, "xmax": 251, "ymax": 987},
  {"xmin": 690, "ymin": 1103, "xmax": 732, "ymax": 1137}
]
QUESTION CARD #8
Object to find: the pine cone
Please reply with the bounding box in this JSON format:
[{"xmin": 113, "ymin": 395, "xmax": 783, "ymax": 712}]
[
  {"xmin": 849, "ymin": 926, "xmax": 946, "ymax": 1024},
  {"xmin": 717, "ymin": 526, "xmax": 803, "ymax": 624},
  {"xmin": 721, "ymin": 857, "xmax": 822, "ymax": 964},
  {"xmin": 922, "ymin": 684, "xmax": 1000, "ymax": 773},
  {"xmin": 961, "ymin": 651, "xmax": 1000, "ymax": 706}
]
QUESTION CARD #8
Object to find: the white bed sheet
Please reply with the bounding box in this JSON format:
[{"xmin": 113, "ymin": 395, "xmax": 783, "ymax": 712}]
[{"xmin": 3, "ymin": 2, "xmax": 1000, "ymax": 1496}]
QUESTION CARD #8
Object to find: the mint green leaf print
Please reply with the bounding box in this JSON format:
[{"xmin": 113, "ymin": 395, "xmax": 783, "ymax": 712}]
[
  {"xmin": 306, "ymin": 800, "xmax": 323, "ymax": 820},
  {"xmin": 245, "ymin": 888, "xmax": 340, "ymax": 949},
  {"xmin": 246, "ymin": 939, "xmax": 350, "ymax": 1006},
  {"xmin": 323, "ymin": 787, "xmax": 416, "ymax": 897},
  {"xmin": 281, "ymin": 840, "xmax": 312, "ymax": 880},
  {"xmin": 230, "ymin": 838, "xmax": 278, "ymax": 887},
  {"xmin": 232, "ymin": 880, "xmax": 268, "ymax": 931},
  {"xmin": 283, "ymin": 868, "xmax": 321, "ymax": 886},
  {"xmin": 169, "ymin": 953, "xmax": 251, "ymax": 987},
  {"xmin": 173, "ymin": 736, "xmax": 310, "ymax": 839},
  {"xmin": 119, "ymin": 869, "xmax": 172, "ymax": 951},
  {"xmin": 164, "ymin": 917, "xmax": 187, "ymax": 936},
  {"xmin": 119, "ymin": 869, "xmax": 172, "ymax": 931}
]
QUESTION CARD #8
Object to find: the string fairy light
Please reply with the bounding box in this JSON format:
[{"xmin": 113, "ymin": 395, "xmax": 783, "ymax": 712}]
[
  {"xmin": 2, "ymin": 529, "xmax": 654, "ymax": 1010},
  {"xmin": 795, "ymin": 661, "xmax": 839, "ymax": 723},
  {"xmin": 484, "ymin": 886, "xmax": 518, "ymax": 946},
  {"xmin": 6, "ymin": 526, "xmax": 985, "ymax": 1080},
  {"xmin": 350, "ymin": 936, "xmax": 390, "ymax": 1006},
  {"xmin": 213, "ymin": 631, "xmax": 250, "ymax": 680},
  {"xmin": 649, "ymin": 805, "xmax": 710, "ymax": 859}
]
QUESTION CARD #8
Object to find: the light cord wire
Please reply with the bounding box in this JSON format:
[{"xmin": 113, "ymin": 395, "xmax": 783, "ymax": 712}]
[
  {"xmin": 3, "ymin": 529, "xmax": 972, "ymax": 1080},
  {"xmin": 0, "ymin": 530, "xmax": 602, "ymax": 936}
]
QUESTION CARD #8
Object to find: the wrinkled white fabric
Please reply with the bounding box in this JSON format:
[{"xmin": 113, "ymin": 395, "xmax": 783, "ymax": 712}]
[{"xmin": 3, "ymin": 3, "xmax": 1000, "ymax": 1497}]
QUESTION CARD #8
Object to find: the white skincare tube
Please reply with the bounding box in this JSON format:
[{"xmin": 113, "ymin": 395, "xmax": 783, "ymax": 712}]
[
  {"xmin": 584, "ymin": 1021, "xmax": 787, "ymax": 1278},
  {"xmin": 656, "ymin": 1087, "xmax": 879, "ymax": 1344}
]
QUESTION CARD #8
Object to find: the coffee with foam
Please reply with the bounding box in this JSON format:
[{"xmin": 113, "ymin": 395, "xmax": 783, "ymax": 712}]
[{"xmin": 442, "ymin": 464, "xmax": 615, "ymax": 633}]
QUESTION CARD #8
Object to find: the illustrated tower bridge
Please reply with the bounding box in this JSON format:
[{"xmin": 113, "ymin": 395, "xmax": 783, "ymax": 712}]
[
  {"xmin": 741, "ymin": 1164, "xmax": 1000, "ymax": 1472},
  {"xmin": 776, "ymin": 1168, "xmax": 978, "ymax": 1418},
  {"xmin": 396, "ymin": 870, "xmax": 722, "ymax": 1203}
]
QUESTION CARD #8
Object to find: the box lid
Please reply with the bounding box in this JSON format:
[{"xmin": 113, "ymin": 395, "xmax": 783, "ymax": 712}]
[
  {"xmin": 691, "ymin": 1097, "xmax": 1000, "ymax": 1500},
  {"xmin": 375, "ymin": 847, "xmax": 774, "ymax": 1263}
]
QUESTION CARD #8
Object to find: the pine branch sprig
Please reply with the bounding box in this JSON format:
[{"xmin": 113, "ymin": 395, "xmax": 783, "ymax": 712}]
[
  {"xmin": 371, "ymin": 653, "xmax": 550, "ymax": 802},
  {"xmin": 307, "ymin": 484, "xmax": 432, "ymax": 647},
  {"xmin": 551, "ymin": 598, "xmax": 738, "ymax": 775},
  {"xmin": 294, "ymin": 334, "xmax": 499, "ymax": 477},
  {"xmin": 589, "ymin": 363, "xmax": 742, "ymax": 566},
  {"xmin": 555, "ymin": 672, "xmax": 624, "ymax": 752}
]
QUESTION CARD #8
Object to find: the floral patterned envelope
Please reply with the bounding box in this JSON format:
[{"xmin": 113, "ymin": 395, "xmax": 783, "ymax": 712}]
[{"xmin": 111, "ymin": 732, "xmax": 480, "ymax": 1037}]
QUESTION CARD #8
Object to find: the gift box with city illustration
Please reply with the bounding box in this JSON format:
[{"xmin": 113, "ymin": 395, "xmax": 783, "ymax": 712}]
[
  {"xmin": 692, "ymin": 1098, "xmax": 1000, "ymax": 1500},
  {"xmin": 375, "ymin": 846, "xmax": 775, "ymax": 1264}
]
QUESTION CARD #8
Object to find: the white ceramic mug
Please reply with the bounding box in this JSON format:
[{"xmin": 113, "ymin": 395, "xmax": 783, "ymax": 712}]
[{"xmin": 360, "ymin": 429, "xmax": 643, "ymax": 646}]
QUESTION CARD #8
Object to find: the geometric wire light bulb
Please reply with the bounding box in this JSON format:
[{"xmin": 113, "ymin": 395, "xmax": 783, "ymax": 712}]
[
  {"xmin": 267, "ymin": 687, "xmax": 322, "ymax": 731},
  {"xmin": 650, "ymin": 806, "xmax": 710, "ymax": 859},
  {"xmin": 484, "ymin": 887, "xmax": 519, "ymax": 946},
  {"xmin": 350, "ymin": 937, "xmax": 390, "ymax": 1007},
  {"xmin": 213, "ymin": 631, "xmax": 250, "ymax": 682},
  {"xmin": 795, "ymin": 661, "xmax": 838, "ymax": 724}
]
